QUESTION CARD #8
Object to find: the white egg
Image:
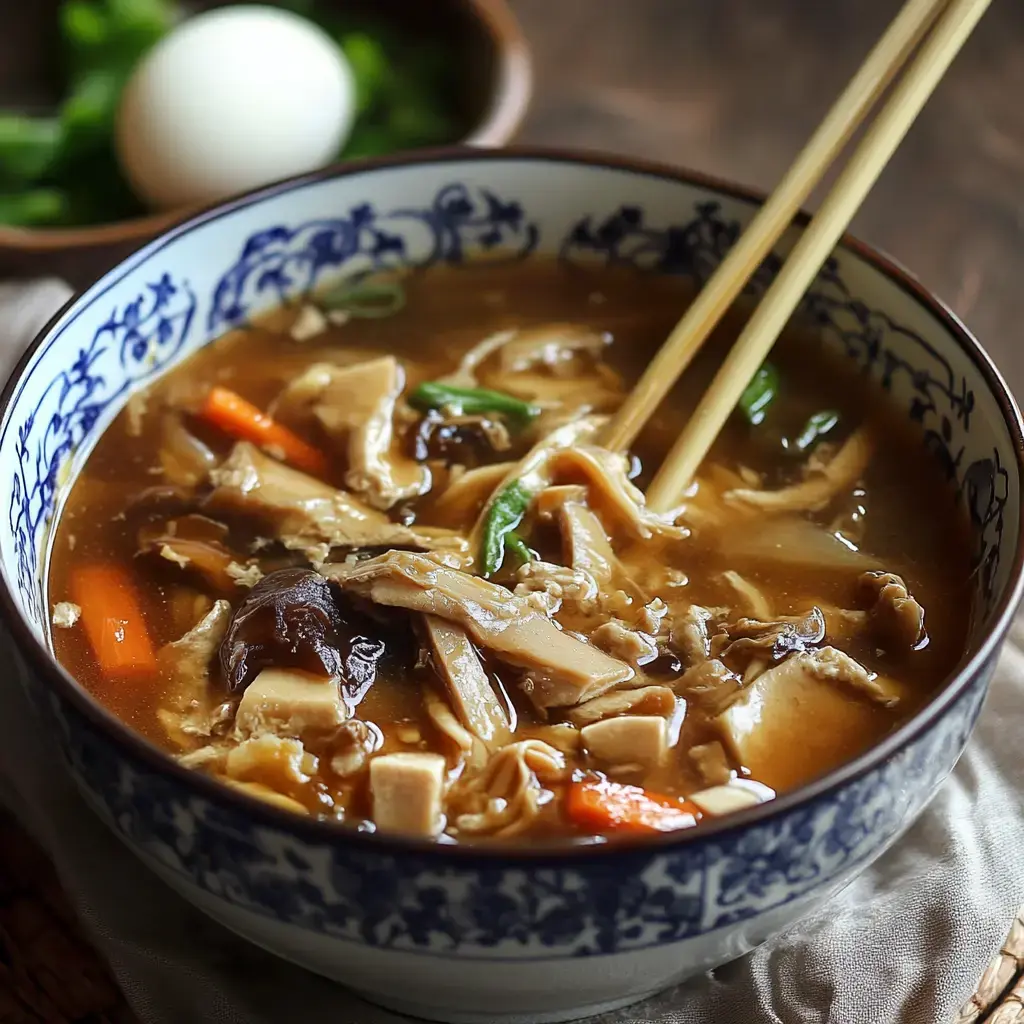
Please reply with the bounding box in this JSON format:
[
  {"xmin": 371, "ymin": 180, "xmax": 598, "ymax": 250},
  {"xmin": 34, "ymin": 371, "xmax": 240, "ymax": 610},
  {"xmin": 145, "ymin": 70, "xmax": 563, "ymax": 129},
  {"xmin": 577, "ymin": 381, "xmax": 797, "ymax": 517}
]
[{"xmin": 116, "ymin": 5, "xmax": 356, "ymax": 211}]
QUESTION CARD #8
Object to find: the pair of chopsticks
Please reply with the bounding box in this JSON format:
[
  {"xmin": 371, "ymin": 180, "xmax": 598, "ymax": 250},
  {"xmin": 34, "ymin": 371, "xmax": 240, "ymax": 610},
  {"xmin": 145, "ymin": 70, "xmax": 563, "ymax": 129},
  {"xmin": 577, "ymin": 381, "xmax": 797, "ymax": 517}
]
[{"xmin": 602, "ymin": 0, "xmax": 992, "ymax": 513}]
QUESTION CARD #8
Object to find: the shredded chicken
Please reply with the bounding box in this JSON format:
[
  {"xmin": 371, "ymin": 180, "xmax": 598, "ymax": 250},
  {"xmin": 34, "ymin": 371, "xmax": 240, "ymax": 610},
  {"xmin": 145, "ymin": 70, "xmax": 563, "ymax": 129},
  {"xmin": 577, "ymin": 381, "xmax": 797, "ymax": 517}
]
[
  {"xmin": 326, "ymin": 552, "xmax": 633, "ymax": 707},
  {"xmin": 498, "ymin": 324, "xmax": 610, "ymax": 374},
  {"xmin": 467, "ymin": 418, "xmax": 685, "ymax": 567},
  {"xmin": 677, "ymin": 658, "xmax": 746, "ymax": 715},
  {"xmin": 567, "ymin": 684, "xmax": 677, "ymax": 727},
  {"xmin": 860, "ymin": 571, "xmax": 926, "ymax": 648},
  {"xmin": 690, "ymin": 741, "xmax": 732, "ymax": 787},
  {"xmin": 206, "ymin": 442, "xmax": 462, "ymax": 562},
  {"xmin": 437, "ymin": 329, "xmax": 518, "ymax": 388},
  {"xmin": 226, "ymin": 561, "xmax": 263, "ymax": 587},
  {"xmin": 514, "ymin": 560, "xmax": 600, "ymax": 616},
  {"xmin": 671, "ymin": 605, "xmax": 712, "ymax": 666},
  {"xmin": 51, "ymin": 602, "xmax": 81, "ymax": 628},
  {"xmin": 802, "ymin": 646, "xmax": 903, "ymax": 705},
  {"xmin": 278, "ymin": 357, "xmax": 428, "ymax": 509},
  {"xmin": 156, "ymin": 601, "xmax": 234, "ymax": 748},
  {"xmin": 329, "ymin": 721, "xmax": 377, "ymax": 777},
  {"xmin": 590, "ymin": 620, "xmax": 658, "ymax": 668},
  {"xmin": 439, "ymin": 324, "xmax": 623, "ymax": 419},
  {"xmin": 718, "ymin": 570, "xmax": 773, "ymax": 620},
  {"xmin": 450, "ymin": 740, "xmax": 565, "ymax": 837},
  {"xmin": 226, "ymin": 733, "xmax": 315, "ymax": 788},
  {"xmin": 725, "ymin": 428, "xmax": 873, "ymax": 513}
]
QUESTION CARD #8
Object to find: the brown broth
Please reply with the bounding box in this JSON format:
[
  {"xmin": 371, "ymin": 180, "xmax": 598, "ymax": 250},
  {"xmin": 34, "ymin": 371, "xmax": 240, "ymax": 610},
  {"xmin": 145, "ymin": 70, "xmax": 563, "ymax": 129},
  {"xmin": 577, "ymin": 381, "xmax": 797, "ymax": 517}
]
[{"xmin": 47, "ymin": 261, "xmax": 974, "ymax": 838}]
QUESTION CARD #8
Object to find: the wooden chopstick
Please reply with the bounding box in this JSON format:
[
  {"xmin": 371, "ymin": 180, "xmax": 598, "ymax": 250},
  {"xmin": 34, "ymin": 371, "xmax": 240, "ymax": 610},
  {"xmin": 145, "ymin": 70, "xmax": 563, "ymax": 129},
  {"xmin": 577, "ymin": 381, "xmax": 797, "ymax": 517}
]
[
  {"xmin": 600, "ymin": 0, "xmax": 950, "ymax": 455},
  {"xmin": 644, "ymin": 0, "xmax": 992, "ymax": 513}
]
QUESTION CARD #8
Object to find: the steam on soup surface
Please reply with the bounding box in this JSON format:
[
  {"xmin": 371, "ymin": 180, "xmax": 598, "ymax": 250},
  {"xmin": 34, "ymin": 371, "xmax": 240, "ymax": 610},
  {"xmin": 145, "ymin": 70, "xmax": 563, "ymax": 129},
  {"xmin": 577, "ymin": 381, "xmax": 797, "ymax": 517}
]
[{"xmin": 48, "ymin": 262, "xmax": 972, "ymax": 842}]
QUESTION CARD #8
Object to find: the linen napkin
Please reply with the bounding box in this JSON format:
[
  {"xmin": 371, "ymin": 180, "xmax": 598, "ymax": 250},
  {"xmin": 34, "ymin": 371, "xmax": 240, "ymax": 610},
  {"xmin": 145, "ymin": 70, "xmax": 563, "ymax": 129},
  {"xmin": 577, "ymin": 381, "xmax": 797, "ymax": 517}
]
[{"xmin": 0, "ymin": 279, "xmax": 1021, "ymax": 1024}]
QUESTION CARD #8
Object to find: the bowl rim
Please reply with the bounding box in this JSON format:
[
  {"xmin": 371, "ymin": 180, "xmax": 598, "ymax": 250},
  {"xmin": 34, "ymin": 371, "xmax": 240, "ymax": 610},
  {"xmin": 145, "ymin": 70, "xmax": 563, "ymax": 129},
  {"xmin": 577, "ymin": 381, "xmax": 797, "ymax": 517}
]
[
  {"xmin": 3, "ymin": 144, "xmax": 1023, "ymax": 866},
  {"xmin": 0, "ymin": 0, "xmax": 533, "ymax": 253}
]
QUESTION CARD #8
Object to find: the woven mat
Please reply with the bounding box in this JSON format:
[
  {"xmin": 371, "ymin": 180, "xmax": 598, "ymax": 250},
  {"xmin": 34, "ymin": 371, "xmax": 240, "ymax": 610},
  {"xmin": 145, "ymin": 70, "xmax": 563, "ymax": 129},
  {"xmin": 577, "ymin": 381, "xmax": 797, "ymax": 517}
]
[{"xmin": 0, "ymin": 808, "xmax": 1020, "ymax": 1024}]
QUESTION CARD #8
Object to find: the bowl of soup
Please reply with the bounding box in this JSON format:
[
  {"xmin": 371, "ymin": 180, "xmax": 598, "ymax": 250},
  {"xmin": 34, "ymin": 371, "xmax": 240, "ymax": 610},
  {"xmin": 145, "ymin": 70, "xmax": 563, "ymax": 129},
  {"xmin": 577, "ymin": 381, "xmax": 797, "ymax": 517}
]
[{"xmin": 1, "ymin": 149, "xmax": 1021, "ymax": 1023}]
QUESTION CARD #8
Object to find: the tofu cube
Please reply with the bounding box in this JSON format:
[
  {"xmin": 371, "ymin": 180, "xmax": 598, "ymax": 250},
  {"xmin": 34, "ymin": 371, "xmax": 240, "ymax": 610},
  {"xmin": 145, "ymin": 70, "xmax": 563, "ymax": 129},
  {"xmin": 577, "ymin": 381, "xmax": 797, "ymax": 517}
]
[
  {"xmin": 235, "ymin": 668, "xmax": 346, "ymax": 739},
  {"xmin": 370, "ymin": 752, "xmax": 447, "ymax": 837}
]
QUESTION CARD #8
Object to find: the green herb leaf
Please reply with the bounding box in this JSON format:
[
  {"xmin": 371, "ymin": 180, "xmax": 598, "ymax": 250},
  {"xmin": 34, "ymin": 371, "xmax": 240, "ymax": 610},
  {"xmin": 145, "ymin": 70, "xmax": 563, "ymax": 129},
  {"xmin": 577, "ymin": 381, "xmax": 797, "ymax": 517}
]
[
  {"xmin": 409, "ymin": 382, "xmax": 540, "ymax": 426},
  {"xmin": 738, "ymin": 362, "xmax": 780, "ymax": 426},
  {"xmin": 340, "ymin": 32, "xmax": 392, "ymax": 116},
  {"xmin": 0, "ymin": 189, "xmax": 70, "ymax": 227},
  {"xmin": 62, "ymin": 0, "xmax": 173, "ymax": 85},
  {"xmin": 793, "ymin": 410, "xmax": 839, "ymax": 451},
  {"xmin": 319, "ymin": 278, "xmax": 407, "ymax": 319},
  {"xmin": 0, "ymin": 116, "xmax": 63, "ymax": 182},
  {"xmin": 481, "ymin": 480, "xmax": 534, "ymax": 577},
  {"xmin": 505, "ymin": 531, "xmax": 533, "ymax": 568}
]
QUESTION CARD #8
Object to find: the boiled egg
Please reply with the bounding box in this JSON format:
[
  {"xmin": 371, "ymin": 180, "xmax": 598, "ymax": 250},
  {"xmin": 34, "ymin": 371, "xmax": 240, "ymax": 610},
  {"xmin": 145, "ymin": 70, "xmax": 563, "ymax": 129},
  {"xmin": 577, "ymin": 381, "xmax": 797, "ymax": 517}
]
[{"xmin": 116, "ymin": 5, "xmax": 356, "ymax": 211}]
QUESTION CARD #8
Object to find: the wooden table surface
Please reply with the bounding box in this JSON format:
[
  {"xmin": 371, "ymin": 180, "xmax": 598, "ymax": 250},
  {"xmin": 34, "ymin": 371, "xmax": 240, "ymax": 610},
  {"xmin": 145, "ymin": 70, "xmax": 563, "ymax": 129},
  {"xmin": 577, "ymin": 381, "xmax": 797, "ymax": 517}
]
[{"xmin": 510, "ymin": 0, "xmax": 1024, "ymax": 394}]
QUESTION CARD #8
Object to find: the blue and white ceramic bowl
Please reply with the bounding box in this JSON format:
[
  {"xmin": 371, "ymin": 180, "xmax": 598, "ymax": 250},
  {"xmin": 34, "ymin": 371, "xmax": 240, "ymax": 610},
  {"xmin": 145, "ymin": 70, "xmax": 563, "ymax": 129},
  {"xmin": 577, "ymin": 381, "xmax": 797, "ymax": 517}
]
[{"xmin": 1, "ymin": 150, "xmax": 1021, "ymax": 1024}]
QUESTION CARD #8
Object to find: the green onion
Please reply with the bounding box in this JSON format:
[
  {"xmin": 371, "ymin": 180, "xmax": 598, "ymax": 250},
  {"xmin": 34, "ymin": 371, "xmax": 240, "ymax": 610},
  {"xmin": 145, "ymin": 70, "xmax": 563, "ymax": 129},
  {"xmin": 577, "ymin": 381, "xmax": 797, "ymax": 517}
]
[
  {"xmin": 738, "ymin": 362, "xmax": 780, "ymax": 426},
  {"xmin": 505, "ymin": 531, "xmax": 533, "ymax": 568},
  {"xmin": 793, "ymin": 410, "xmax": 840, "ymax": 451},
  {"xmin": 409, "ymin": 382, "xmax": 539, "ymax": 426},
  {"xmin": 319, "ymin": 279, "xmax": 406, "ymax": 319},
  {"xmin": 481, "ymin": 480, "xmax": 534, "ymax": 577}
]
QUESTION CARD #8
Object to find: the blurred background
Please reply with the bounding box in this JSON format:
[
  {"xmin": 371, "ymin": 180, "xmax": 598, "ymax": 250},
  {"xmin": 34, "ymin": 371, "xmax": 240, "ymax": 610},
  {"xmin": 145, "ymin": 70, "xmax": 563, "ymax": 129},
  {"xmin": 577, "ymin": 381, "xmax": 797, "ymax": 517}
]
[{"xmin": 509, "ymin": 0, "xmax": 1024, "ymax": 390}]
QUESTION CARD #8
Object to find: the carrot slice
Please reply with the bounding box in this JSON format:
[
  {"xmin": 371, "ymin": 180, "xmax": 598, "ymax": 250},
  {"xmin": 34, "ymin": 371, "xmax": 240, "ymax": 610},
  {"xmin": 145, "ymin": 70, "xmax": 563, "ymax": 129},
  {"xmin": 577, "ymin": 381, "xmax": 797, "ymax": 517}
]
[
  {"xmin": 566, "ymin": 779, "xmax": 703, "ymax": 834},
  {"xmin": 199, "ymin": 386, "xmax": 329, "ymax": 478},
  {"xmin": 70, "ymin": 565, "xmax": 157, "ymax": 679}
]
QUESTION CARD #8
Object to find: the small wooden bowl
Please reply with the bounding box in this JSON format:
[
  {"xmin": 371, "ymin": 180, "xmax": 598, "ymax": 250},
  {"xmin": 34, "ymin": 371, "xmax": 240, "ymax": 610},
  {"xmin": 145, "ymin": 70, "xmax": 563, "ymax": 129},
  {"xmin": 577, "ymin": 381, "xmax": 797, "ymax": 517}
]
[{"xmin": 0, "ymin": 0, "xmax": 532, "ymax": 288}]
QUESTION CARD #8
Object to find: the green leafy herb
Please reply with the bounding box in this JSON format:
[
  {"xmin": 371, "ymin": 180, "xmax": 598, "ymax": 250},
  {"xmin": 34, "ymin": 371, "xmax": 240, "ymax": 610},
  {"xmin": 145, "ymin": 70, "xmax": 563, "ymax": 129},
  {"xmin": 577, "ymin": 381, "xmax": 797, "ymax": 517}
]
[
  {"xmin": 0, "ymin": 0, "xmax": 460, "ymax": 229},
  {"xmin": 505, "ymin": 531, "xmax": 533, "ymax": 568},
  {"xmin": 0, "ymin": 116, "xmax": 63, "ymax": 183},
  {"xmin": 319, "ymin": 279, "xmax": 407, "ymax": 319},
  {"xmin": 738, "ymin": 362, "xmax": 780, "ymax": 426},
  {"xmin": 793, "ymin": 410, "xmax": 839, "ymax": 451},
  {"xmin": 61, "ymin": 0, "xmax": 174, "ymax": 84},
  {"xmin": 481, "ymin": 480, "xmax": 534, "ymax": 577},
  {"xmin": 341, "ymin": 32, "xmax": 391, "ymax": 117},
  {"xmin": 0, "ymin": 189, "xmax": 70, "ymax": 226},
  {"xmin": 409, "ymin": 382, "xmax": 540, "ymax": 426}
]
